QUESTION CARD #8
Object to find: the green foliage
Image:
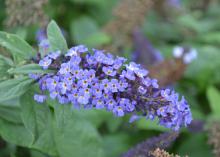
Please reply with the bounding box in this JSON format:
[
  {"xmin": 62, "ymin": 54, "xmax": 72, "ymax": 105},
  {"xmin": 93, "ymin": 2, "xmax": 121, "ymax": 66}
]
[
  {"xmin": 47, "ymin": 20, "xmax": 68, "ymax": 53},
  {"xmin": 21, "ymin": 90, "xmax": 57, "ymax": 156},
  {"xmin": 71, "ymin": 16, "xmax": 110, "ymax": 47},
  {"xmin": 0, "ymin": 54, "xmax": 14, "ymax": 79},
  {"xmin": 53, "ymin": 104, "xmax": 104, "ymax": 157},
  {"xmin": 0, "ymin": 77, "xmax": 33, "ymax": 103},
  {"xmin": 177, "ymin": 133, "xmax": 213, "ymax": 157},
  {"xmin": 0, "ymin": 32, "xmax": 36, "ymax": 63},
  {"xmin": 136, "ymin": 118, "xmax": 169, "ymax": 132},
  {"xmin": 8, "ymin": 64, "xmax": 54, "ymax": 74},
  {"xmin": 207, "ymin": 86, "xmax": 220, "ymax": 118}
]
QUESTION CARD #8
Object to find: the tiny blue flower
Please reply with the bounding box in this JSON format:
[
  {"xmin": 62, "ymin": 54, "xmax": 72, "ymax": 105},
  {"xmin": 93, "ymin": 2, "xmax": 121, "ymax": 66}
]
[
  {"xmin": 113, "ymin": 106, "xmax": 125, "ymax": 117},
  {"xmin": 34, "ymin": 94, "xmax": 47, "ymax": 103},
  {"xmin": 103, "ymin": 66, "xmax": 116, "ymax": 76},
  {"xmin": 77, "ymin": 95, "xmax": 89, "ymax": 105},
  {"xmin": 138, "ymin": 86, "xmax": 147, "ymax": 95},
  {"xmin": 95, "ymin": 99, "xmax": 105, "ymax": 109},
  {"xmin": 110, "ymin": 79, "xmax": 119, "ymax": 93},
  {"xmin": 48, "ymin": 51, "xmax": 61, "ymax": 60},
  {"xmin": 39, "ymin": 56, "xmax": 52, "ymax": 70},
  {"xmin": 118, "ymin": 79, "xmax": 128, "ymax": 92},
  {"xmin": 59, "ymin": 62, "xmax": 71, "ymax": 75},
  {"xmin": 58, "ymin": 95, "xmax": 69, "ymax": 104},
  {"xmin": 70, "ymin": 55, "xmax": 81, "ymax": 65},
  {"xmin": 50, "ymin": 90, "xmax": 59, "ymax": 99},
  {"xmin": 102, "ymin": 79, "xmax": 111, "ymax": 93},
  {"xmin": 66, "ymin": 45, "xmax": 88, "ymax": 57},
  {"xmin": 121, "ymin": 70, "xmax": 136, "ymax": 81}
]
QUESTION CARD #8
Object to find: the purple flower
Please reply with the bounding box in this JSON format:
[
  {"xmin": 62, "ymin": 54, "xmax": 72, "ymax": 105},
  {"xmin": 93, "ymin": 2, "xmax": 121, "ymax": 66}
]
[
  {"xmin": 66, "ymin": 45, "xmax": 88, "ymax": 57},
  {"xmin": 48, "ymin": 51, "xmax": 61, "ymax": 60},
  {"xmin": 161, "ymin": 89, "xmax": 171, "ymax": 99},
  {"xmin": 95, "ymin": 99, "xmax": 105, "ymax": 109},
  {"xmin": 129, "ymin": 114, "xmax": 141, "ymax": 123},
  {"xmin": 102, "ymin": 53, "xmax": 114, "ymax": 65},
  {"xmin": 142, "ymin": 77, "xmax": 158, "ymax": 88},
  {"xmin": 138, "ymin": 86, "xmax": 147, "ymax": 95},
  {"xmin": 39, "ymin": 39, "xmax": 50, "ymax": 50},
  {"xmin": 93, "ymin": 49, "xmax": 106, "ymax": 63},
  {"xmin": 113, "ymin": 106, "xmax": 125, "ymax": 117},
  {"xmin": 59, "ymin": 62, "xmax": 71, "ymax": 74},
  {"xmin": 77, "ymin": 95, "xmax": 89, "ymax": 105},
  {"xmin": 50, "ymin": 90, "xmax": 59, "ymax": 99},
  {"xmin": 70, "ymin": 55, "xmax": 81, "ymax": 65},
  {"xmin": 36, "ymin": 28, "xmax": 47, "ymax": 43},
  {"xmin": 106, "ymin": 99, "xmax": 116, "ymax": 110},
  {"xmin": 86, "ymin": 54, "xmax": 98, "ymax": 66},
  {"xmin": 113, "ymin": 57, "xmax": 127, "ymax": 69},
  {"xmin": 110, "ymin": 79, "xmax": 119, "ymax": 93},
  {"xmin": 34, "ymin": 44, "xmax": 192, "ymax": 130},
  {"xmin": 102, "ymin": 66, "xmax": 116, "ymax": 76},
  {"xmin": 29, "ymin": 73, "xmax": 41, "ymax": 80},
  {"xmin": 118, "ymin": 79, "xmax": 128, "ymax": 92},
  {"xmin": 39, "ymin": 56, "xmax": 52, "ymax": 69},
  {"xmin": 102, "ymin": 79, "xmax": 111, "ymax": 93},
  {"xmin": 58, "ymin": 81, "xmax": 71, "ymax": 94},
  {"xmin": 34, "ymin": 94, "xmax": 47, "ymax": 103},
  {"xmin": 92, "ymin": 84, "xmax": 103, "ymax": 98},
  {"xmin": 46, "ymin": 76, "xmax": 59, "ymax": 91},
  {"xmin": 121, "ymin": 70, "xmax": 136, "ymax": 81},
  {"xmin": 58, "ymin": 95, "xmax": 69, "ymax": 104}
]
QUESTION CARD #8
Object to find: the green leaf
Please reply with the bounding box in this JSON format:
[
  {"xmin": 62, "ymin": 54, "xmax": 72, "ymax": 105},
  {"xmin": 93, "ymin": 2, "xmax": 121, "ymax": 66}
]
[
  {"xmin": 136, "ymin": 118, "xmax": 169, "ymax": 131},
  {"xmin": 53, "ymin": 104, "xmax": 105, "ymax": 157},
  {"xmin": 103, "ymin": 133, "xmax": 131, "ymax": 157},
  {"xmin": 0, "ymin": 118, "xmax": 33, "ymax": 147},
  {"xmin": 0, "ymin": 31, "xmax": 36, "ymax": 63},
  {"xmin": 185, "ymin": 46, "xmax": 220, "ymax": 90},
  {"xmin": 47, "ymin": 20, "xmax": 68, "ymax": 53},
  {"xmin": 71, "ymin": 16, "xmax": 110, "ymax": 47},
  {"xmin": 0, "ymin": 106, "xmax": 22, "ymax": 124},
  {"xmin": 207, "ymin": 86, "xmax": 220, "ymax": 117},
  {"xmin": 0, "ymin": 54, "xmax": 13, "ymax": 79},
  {"xmin": 0, "ymin": 54, "xmax": 14, "ymax": 66},
  {"xmin": 8, "ymin": 64, "xmax": 54, "ymax": 74},
  {"xmin": 0, "ymin": 77, "xmax": 34, "ymax": 103},
  {"xmin": 0, "ymin": 97, "xmax": 21, "ymax": 108},
  {"xmin": 199, "ymin": 32, "xmax": 220, "ymax": 44},
  {"xmin": 20, "ymin": 90, "xmax": 58, "ymax": 156},
  {"xmin": 83, "ymin": 32, "xmax": 111, "ymax": 47},
  {"xmin": 177, "ymin": 133, "xmax": 213, "ymax": 157}
]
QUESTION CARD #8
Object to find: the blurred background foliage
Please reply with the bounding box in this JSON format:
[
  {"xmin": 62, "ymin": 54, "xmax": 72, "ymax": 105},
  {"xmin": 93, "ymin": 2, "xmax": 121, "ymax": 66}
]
[{"xmin": 0, "ymin": 0, "xmax": 220, "ymax": 157}]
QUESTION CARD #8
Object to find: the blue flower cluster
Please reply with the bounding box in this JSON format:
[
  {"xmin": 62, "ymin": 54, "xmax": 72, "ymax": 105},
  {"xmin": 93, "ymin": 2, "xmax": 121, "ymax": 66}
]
[{"xmin": 31, "ymin": 45, "xmax": 192, "ymax": 130}]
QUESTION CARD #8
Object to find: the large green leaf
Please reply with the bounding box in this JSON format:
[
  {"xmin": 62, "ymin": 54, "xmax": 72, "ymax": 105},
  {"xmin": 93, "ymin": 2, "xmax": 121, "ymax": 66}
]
[
  {"xmin": 0, "ymin": 54, "xmax": 13, "ymax": 79},
  {"xmin": 0, "ymin": 106, "xmax": 22, "ymax": 124},
  {"xmin": 0, "ymin": 77, "xmax": 34, "ymax": 103},
  {"xmin": 185, "ymin": 46, "xmax": 220, "ymax": 90},
  {"xmin": 47, "ymin": 20, "xmax": 68, "ymax": 53},
  {"xmin": 0, "ymin": 118, "xmax": 33, "ymax": 147},
  {"xmin": 71, "ymin": 16, "xmax": 110, "ymax": 47},
  {"xmin": 103, "ymin": 133, "xmax": 131, "ymax": 157},
  {"xmin": 177, "ymin": 133, "xmax": 213, "ymax": 157},
  {"xmin": 21, "ymin": 90, "xmax": 58, "ymax": 156},
  {"xmin": 0, "ymin": 32, "xmax": 36, "ymax": 63},
  {"xmin": 8, "ymin": 63, "xmax": 54, "ymax": 74},
  {"xmin": 207, "ymin": 86, "xmax": 220, "ymax": 118},
  {"xmin": 53, "ymin": 104, "xmax": 105, "ymax": 157},
  {"xmin": 0, "ymin": 54, "xmax": 14, "ymax": 66}
]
